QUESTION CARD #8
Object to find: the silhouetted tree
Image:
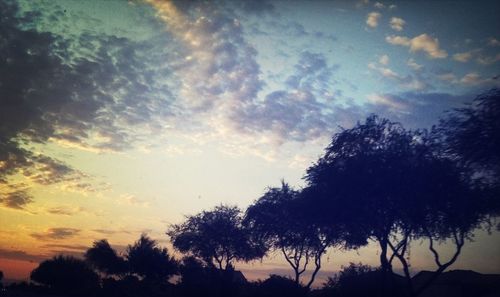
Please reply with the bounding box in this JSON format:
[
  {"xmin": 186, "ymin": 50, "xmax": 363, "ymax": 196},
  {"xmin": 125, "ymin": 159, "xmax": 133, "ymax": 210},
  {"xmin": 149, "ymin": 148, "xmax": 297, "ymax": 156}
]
[
  {"xmin": 303, "ymin": 115, "xmax": 489, "ymax": 297},
  {"xmin": 255, "ymin": 274, "xmax": 307, "ymax": 297},
  {"xmin": 30, "ymin": 255, "xmax": 99, "ymax": 296},
  {"xmin": 85, "ymin": 239, "xmax": 128, "ymax": 277},
  {"xmin": 319, "ymin": 262, "xmax": 407, "ymax": 297},
  {"xmin": 245, "ymin": 182, "xmax": 347, "ymax": 289},
  {"xmin": 168, "ymin": 205, "xmax": 264, "ymax": 270},
  {"xmin": 176, "ymin": 255, "xmax": 245, "ymax": 297},
  {"xmin": 436, "ymin": 89, "xmax": 500, "ymax": 221},
  {"xmin": 177, "ymin": 256, "xmax": 208, "ymax": 290},
  {"xmin": 126, "ymin": 234, "xmax": 178, "ymax": 282},
  {"xmin": 437, "ymin": 88, "xmax": 500, "ymax": 185},
  {"xmin": 0, "ymin": 270, "xmax": 3, "ymax": 289}
]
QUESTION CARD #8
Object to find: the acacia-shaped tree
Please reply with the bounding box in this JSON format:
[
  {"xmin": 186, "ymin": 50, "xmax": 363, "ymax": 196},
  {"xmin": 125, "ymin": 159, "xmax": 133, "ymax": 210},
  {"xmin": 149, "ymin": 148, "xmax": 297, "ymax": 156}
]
[
  {"xmin": 303, "ymin": 115, "xmax": 490, "ymax": 297},
  {"xmin": 437, "ymin": 88, "xmax": 500, "ymax": 185},
  {"xmin": 245, "ymin": 182, "xmax": 358, "ymax": 289},
  {"xmin": 167, "ymin": 205, "xmax": 265, "ymax": 270}
]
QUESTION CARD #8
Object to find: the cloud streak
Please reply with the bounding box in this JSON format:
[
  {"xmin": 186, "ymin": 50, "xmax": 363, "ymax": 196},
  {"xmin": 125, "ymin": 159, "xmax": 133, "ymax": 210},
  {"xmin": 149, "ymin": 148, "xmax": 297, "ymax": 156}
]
[
  {"xmin": 386, "ymin": 33, "xmax": 448, "ymax": 59},
  {"xmin": 30, "ymin": 228, "xmax": 81, "ymax": 241}
]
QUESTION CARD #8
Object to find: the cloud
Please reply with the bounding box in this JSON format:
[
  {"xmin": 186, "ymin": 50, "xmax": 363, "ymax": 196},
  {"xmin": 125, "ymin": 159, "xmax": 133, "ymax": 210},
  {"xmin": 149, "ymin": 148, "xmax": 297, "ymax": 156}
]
[
  {"xmin": 379, "ymin": 54, "xmax": 389, "ymax": 65},
  {"xmin": 437, "ymin": 73, "xmax": 457, "ymax": 83},
  {"xmin": 453, "ymin": 51, "xmax": 473, "ymax": 62},
  {"xmin": 374, "ymin": 2, "xmax": 385, "ymax": 9},
  {"xmin": 0, "ymin": 189, "xmax": 32, "ymax": 210},
  {"xmin": 407, "ymin": 58, "xmax": 423, "ymax": 70},
  {"xmin": 385, "ymin": 35, "xmax": 410, "ymax": 46},
  {"xmin": 43, "ymin": 244, "xmax": 89, "ymax": 253},
  {"xmin": 460, "ymin": 72, "xmax": 486, "ymax": 85},
  {"xmin": 366, "ymin": 12, "xmax": 381, "ymax": 28},
  {"xmin": 0, "ymin": 1, "xmax": 179, "ymax": 200},
  {"xmin": 488, "ymin": 37, "xmax": 500, "ymax": 47},
  {"xmin": 390, "ymin": 17, "xmax": 405, "ymax": 31},
  {"xmin": 122, "ymin": 194, "xmax": 150, "ymax": 207},
  {"xmin": 366, "ymin": 94, "xmax": 408, "ymax": 111},
  {"xmin": 379, "ymin": 66, "xmax": 399, "ymax": 79},
  {"xmin": 229, "ymin": 51, "xmax": 355, "ymax": 144},
  {"xmin": 386, "ymin": 34, "xmax": 448, "ymax": 58},
  {"xmin": 92, "ymin": 229, "xmax": 123, "ymax": 235},
  {"xmin": 437, "ymin": 72, "xmax": 498, "ymax": 87},
  {"xmin": 368, "ymin": 61, "xmax": 428, "ymax": 91},
  {"xmin": 30, "ymin": 228, "xmax": 81, "ymax": 241},
  {"xmin": 46, "ymin": 206, "xmax": 86, "ymax": 216},
  {"xmin": 147, "ymin": 0, "xmax": 263, "ymax": 112},
  {"xmin": 476, "ymin": 53, "xmax": 500, "ymax": 65},
  {"xmin": 451, "ymin": 49, "xmax": 498, "ymax": 65},
  {"xmin": 364, "ymin": 92, "xmax": 472, "ymax": 128},
  {"xmin": 0, "ymin": 248, "xmax": 46, "ymax": 262},
  {"xmin": 356, "ymin": 0, "xmax": 370, "ymax": 9}
]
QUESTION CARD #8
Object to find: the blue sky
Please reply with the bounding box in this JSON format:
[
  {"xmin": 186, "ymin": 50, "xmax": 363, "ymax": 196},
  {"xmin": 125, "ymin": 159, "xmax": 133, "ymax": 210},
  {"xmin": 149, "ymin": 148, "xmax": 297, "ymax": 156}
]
[{"xmin": 0, "ymin": 0, "xmax": 499, "ymax": 284}]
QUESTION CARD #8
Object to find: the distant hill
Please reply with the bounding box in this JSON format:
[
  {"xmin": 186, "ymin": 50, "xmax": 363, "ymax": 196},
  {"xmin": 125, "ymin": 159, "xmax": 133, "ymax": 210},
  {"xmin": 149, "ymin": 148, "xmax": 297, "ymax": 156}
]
[{"xmin": 412, "ymin": 270, "xmax": 500, "ymax": 297}]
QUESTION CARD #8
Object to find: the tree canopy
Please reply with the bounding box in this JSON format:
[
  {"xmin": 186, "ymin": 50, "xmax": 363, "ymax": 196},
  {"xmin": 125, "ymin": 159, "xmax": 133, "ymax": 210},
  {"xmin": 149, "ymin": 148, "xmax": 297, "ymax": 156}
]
[
  {"xmin": 30, "ymin": 255, "xmax": 99, "ymax": 296},
  {"xmin": 126, "ymin": 234, "xmax": 178, "ymax": 281},
  {"xmin": 302, "ymin": 115, "xmax": 489, "ymax": 296},
  {"xmin": 85, "ymin": 239, "xmax": 128, "ymax": 276},
  {"xmin": 245, "ymin": 181, "xmax": 352, "ymax": 288},
  {"xmin": 167, "ymin": 205, "xmax": 264, "ymax": 270},
  {"xmin": 437, "ymin": 88, "xmax": 500, "ymax": 185}
]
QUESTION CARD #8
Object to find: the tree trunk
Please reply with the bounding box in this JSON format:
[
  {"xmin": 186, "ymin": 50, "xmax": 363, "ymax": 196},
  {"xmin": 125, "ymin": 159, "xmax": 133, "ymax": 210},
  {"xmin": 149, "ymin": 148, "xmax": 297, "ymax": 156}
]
[{"xmin": 379, "ymin": 238, "xmax": 393, "ymax": 297}]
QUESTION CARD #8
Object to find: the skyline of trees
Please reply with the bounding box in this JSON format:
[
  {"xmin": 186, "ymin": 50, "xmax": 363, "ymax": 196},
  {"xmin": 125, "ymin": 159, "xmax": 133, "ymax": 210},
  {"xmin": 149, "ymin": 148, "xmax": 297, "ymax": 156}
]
[{"xmin": 7, "ymin": 89, "xmax": 500, "ymax": 297}]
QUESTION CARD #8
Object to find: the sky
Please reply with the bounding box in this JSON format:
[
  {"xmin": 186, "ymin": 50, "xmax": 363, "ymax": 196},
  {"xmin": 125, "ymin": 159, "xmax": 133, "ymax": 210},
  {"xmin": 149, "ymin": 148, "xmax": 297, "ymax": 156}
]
[{"xmin": 1, "ymin": 0, "xmax": 500, "ymax": 285}]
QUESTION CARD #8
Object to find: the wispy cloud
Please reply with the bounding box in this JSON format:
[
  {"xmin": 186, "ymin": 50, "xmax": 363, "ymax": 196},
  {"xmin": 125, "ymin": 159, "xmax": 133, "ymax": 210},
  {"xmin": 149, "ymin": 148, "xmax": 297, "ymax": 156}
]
[
  {"xmin": 379, "ymin": 54, "xmax": 390, "ymax": 65},
  {"xmin": 476, "ymin": 53, "xmax": 500, "ymax": 65},
  {"xmin": 366, "ymin": 93, "xmax": 408, "ymax": 111},
  {"xmin": 30, "ymin": 228, "xmax": 81, "ymax": 241},
  {"xmin": 386, "ymin": 34, "xmax": 448, "ymax": 58},
  {"xmin": 0, "ymin": 248, "xmax": 46, "ymax": 262},
  {"xmin": 407, "ymin": 58, "xmax": 423, "ymax": 71},
  {"xmin": 46, "ymin": 206, "xmax": 87, "ymax": 216},
  {"xmin": 364, "ymin": 92, "xmax": 471, "ymax": 128},
  {"xmin": 453, "ymin": 51, "xmax": 473, "ymax": 62},
  {"xmin": 487, "ymin": 37, "xmax": 500, "ymax": 47},
  {"xmin": 368, "ymin": 61, "xmax": 428, "ymax": 91},
  {"xmin": 437, "ymin": 72, "xmax": 498, "ymax": 86}
]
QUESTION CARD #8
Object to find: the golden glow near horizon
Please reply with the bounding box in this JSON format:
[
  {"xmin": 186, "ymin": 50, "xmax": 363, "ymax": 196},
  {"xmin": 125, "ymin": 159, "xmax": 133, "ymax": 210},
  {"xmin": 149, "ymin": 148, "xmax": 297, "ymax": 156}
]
[{"xmin": 1, "ymin": 0, "xmax": 500, "ymax": 285}]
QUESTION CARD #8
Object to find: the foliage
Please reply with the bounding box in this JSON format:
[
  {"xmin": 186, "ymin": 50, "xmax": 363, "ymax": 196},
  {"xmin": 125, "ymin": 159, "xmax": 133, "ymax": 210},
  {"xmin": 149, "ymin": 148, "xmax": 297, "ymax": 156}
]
[
  {"xmin": 319, "ymin": 263, "xmax": 408, "ymax": 297},
  {"xmin": 30, "ymin": 255, "xmax": 99, "ymax": 296},
  {"xmin": 85, "ymin": 239, "xmax": 128, "ymax": 276},
  {"xmin": 437, "ymin": 88, "xmax": 500, "ymax": 185},
  {"xmin": 167, "ymin": 205, "xmax": 264, "ymax": 270},
  {"xmin": 245, "ymin": 182, "xmax": 346, "ymax": 288},
  {"xmin": 176, "ymin": 256, "xmax": 246, "ymax": 297},
  {"xmin": 126, "ymin": 234, "xmax": 178, "ymax": 281},
  {"xmin": 303, "ymin": 115, "xmax": 489, "ymax": 296},
  {"xmin": 254, "ymin": 274, "xmax": 308, "ymax": 297}
]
